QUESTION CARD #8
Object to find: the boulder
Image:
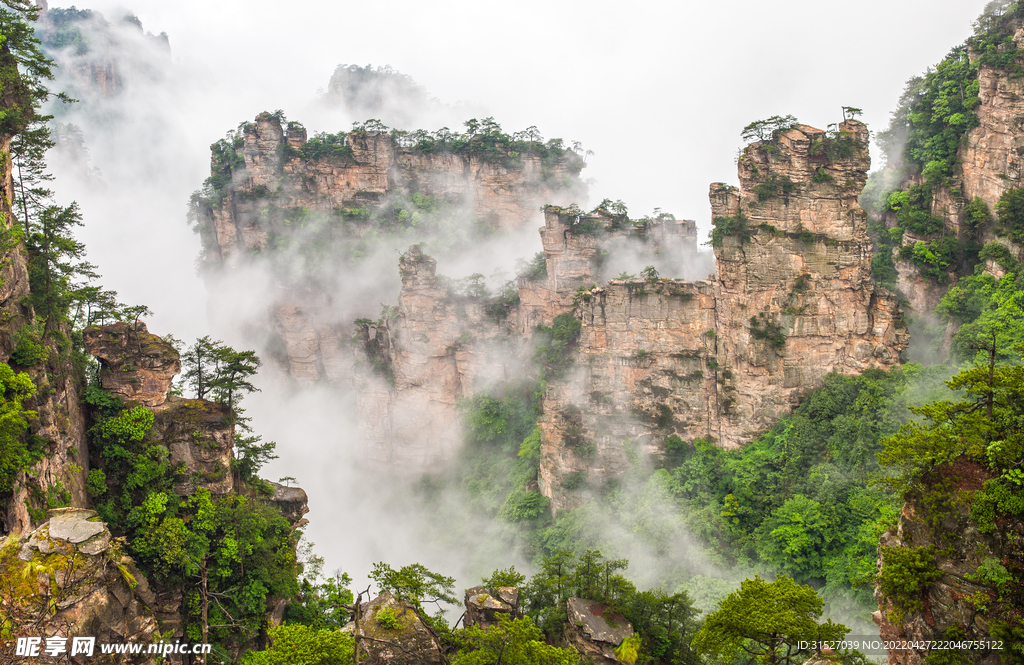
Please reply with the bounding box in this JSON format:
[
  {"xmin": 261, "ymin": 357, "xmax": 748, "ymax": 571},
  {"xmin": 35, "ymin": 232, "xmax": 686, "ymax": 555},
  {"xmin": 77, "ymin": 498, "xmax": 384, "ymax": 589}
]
[
  {"xmin": 464, "ymin": 585, "xmax": 521, "ymax": 628},
  {"xmin": 267, "ymin": 482, "xmax": 310, "ymax": 526},
  {"xmin": 354, "ymin": 591, "xmax": 444, "ymax": 665},
  {"xmin": 83, "ymin": 322, "xmax": 181, "ymax": 407},
  {"xmin": 564, "ymin": 597, "xmax": 634, "ymax": 664}
]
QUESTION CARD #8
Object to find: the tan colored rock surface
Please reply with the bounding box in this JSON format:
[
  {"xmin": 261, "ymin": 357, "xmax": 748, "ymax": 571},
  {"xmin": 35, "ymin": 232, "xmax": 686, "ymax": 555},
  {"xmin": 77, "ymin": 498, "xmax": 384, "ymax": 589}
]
[
  {"xmin": 0, "ymin": 509, "xmax": 159, "ymax": 664},
  {"xmin": 538, "ymin": 121, "xmax": 906, "ymax": 509},
  {"xmin": 84, "ymin": 322, "xmax": 181, "ymax": 407}
]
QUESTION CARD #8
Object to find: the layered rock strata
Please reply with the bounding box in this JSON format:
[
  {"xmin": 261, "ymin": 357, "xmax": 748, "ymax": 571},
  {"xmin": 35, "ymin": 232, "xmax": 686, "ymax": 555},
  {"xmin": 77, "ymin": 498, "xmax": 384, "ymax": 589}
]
[
  {"xmin": 535, "ymin": 121, "xmax": 906, "ymax": 509},
  {"xmin": 195, "ymin": 112, "xmax": 586, "ymax": 387}
]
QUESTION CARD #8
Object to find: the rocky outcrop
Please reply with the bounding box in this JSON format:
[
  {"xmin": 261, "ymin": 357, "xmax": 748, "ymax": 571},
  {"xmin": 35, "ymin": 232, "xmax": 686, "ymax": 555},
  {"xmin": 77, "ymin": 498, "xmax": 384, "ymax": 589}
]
[
  {"xmin": 872, "ymin": 460, "xmax": 1021, "ymax": 665},
  {"xmin": 84, "ymin": 322, "xmax": 181, "ymax": 407},
  {"xmin": 463, "ymin": 586, "xmax": 521, "ymax": 628},
  {"xmin": 537, "ymin": 121, "xmax": 907, "ymax": 509},
  {"xmin": 0, "ymin": 508, "xmax": 159, "ymax": 664},
  {"xmin": 266, "ymin": 482, "xmax": 310, "ymax": 527},
  {"xmin": 150, "ymin": 397, "xmax": 236, "ymax": 496},
  {"xmin": 564, "ymin": 598, "xmax": 634, "ymax": 664},
  {"xmin": 196, "ymin": 112, "xmax": 586, "ymax": 389},
  {"xmin": 354, "ymin": 592, "xmax": 445, "ymax": 665}
]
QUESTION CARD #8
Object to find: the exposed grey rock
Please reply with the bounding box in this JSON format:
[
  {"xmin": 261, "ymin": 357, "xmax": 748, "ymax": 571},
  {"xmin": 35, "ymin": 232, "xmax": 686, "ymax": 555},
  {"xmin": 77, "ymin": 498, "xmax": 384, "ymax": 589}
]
[
  {"xmin": 48, "ymin": 508, "xmax": 106, "ymax": 543},
  {"xmin": 565, "ymin": 597, "xmax": 634, "ymax": 664},
  {"xmin": 464, "ymin": 585, "xmax": 521, "ymax": 628},
  {"xmin": 355, "ymin": 591, "xmax": 445, "ymax": 665}
]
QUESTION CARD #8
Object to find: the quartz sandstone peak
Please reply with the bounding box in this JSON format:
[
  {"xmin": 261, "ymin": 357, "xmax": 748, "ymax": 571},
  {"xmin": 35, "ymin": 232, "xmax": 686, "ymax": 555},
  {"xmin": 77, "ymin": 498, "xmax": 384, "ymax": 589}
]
[
  {"xmin": 195, "ymin": 112, "xmax": 906, "ymax": 511},
  {"xmin": 535, "ymin": 119, "xmax": 906, "ymax": 510}
]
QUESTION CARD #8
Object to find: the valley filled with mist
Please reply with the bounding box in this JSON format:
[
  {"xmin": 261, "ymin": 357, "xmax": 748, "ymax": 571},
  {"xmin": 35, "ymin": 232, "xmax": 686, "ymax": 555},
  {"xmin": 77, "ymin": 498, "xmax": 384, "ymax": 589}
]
[{"xmin": 1, "ymin": 1, "xmax": 1023, "ymax": 664}]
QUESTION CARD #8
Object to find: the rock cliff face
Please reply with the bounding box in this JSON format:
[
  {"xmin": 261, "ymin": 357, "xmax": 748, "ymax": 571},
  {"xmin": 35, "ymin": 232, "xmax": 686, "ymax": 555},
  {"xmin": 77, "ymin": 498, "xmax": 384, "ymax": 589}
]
[
  {"xmin": 195, "ymin": 112, "xmax": 586, "ymax": 389},
  {"xmin": 0, "ymin": 84, "xmax": 88, "ymax": 538},
  {"xmin": 535, "ymin": 121, "xmax": 906, "ymax": 509},
  {"xmin": 355, "ymin": 245, "xmax": 516, "ymax": 465},
  {"xmin": 883, "ymin": 22, "xmax": 1024, "ymax": 314},
  {"xmin": 197, "ymin": 114, "xmax": 907, "ymax": 510},
  {"xmin": 872, "ymin": 461, "xmax": 1022, "ymax": 665}
]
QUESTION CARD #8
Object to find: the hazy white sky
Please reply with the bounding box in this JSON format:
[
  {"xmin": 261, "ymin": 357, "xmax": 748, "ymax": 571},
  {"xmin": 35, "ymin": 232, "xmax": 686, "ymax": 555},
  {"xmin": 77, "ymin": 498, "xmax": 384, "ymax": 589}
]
[{"xmin": 115, "ymin": 0, "xmax": 990, "ymax": 217}]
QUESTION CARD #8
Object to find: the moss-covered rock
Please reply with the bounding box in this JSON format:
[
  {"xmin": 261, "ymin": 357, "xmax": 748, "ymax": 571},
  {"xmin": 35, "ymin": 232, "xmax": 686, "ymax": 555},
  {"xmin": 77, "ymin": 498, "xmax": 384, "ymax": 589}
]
[{"xmin": 0, "ymin": 508, "xmax": 159, "ymax": 663}]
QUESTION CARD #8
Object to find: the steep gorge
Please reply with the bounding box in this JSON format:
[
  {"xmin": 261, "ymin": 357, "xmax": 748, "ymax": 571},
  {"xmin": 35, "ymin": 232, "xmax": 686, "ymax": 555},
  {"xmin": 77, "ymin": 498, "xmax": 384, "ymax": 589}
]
[{"xmin": 196, "ymin": 116, "xmax": 908, "ymax": 514}]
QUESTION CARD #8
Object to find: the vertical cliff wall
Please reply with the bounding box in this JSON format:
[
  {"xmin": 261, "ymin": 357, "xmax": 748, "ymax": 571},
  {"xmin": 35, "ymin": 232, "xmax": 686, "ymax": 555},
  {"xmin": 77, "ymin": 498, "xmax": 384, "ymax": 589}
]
[
  {"xmin": 195, "ymin": 113, "xmax": 587, "ymax": 387},
  {"xmin": 534, "ymin": 120, "xmax": 907, "ymax": 509},
  {"xmin": 880, "ymin": 18, "xmax": 1024, "ymax": 315}
]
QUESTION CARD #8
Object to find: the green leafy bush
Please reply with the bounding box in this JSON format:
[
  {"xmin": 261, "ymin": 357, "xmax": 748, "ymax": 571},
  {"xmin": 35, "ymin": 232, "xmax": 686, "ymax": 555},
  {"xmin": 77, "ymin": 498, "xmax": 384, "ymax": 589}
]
[
  {"xmin": 963, "ymin": 196, "xmax": 994, "ymax": 237},
  {"xmin": 996, "ymin": 188, "xmax": 1024, "ymax": 242},
  {"xmin": 96, "ymin": 405, "xmax": 154, "ymax": 443},
  {"xmin": 749, "ymin": 313, "xmax": 786, "ymax": 350},
  {"xmin": 709, "ymin": 214, "xmax": 750, "ymax": 246},
  {"xmin": 877, "ymin": 545, "xmax": 943, "ymax": 622},
  {"xmin": 376, "ymin": 606, "xmax": 402, "ymax": 630},
  {"xmin": 0, "ymin": 364, "xmax": 38, "ymax": 492}
]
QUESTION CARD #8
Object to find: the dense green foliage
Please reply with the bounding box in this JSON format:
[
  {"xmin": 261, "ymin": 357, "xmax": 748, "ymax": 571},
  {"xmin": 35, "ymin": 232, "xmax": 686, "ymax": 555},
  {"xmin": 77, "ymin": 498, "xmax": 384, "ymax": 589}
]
[
  {"xmin": 938, "ymin": 268, "xmax": 1024, "ymax": 366},
  {"xmin": 35, "ymin": 6, "xmax": 93, "ymax": 55},
  {"xmin": 240, "ymin": 624, "xmax": 354, "ymax": 665},
  {"xmin": 533, "ymin": 313, "xmax": 582, "ymax": 382},
  {"xmin": 692, "ymin": 575, "xmax": 848, "ymax": 665},
  {"xmin": 85, "ymin": 368, "xmax": 294, "ymax": 657},
  {"xmin": 709, "ymin": 213, "xmax": 749, "ymax": 246},
  {"xmin": 996, "ymin": 187, "xmax": 1024, "ymax": 242},
  {"xmin": 867, "ymin": 2, "xmax": 1024, "ymax": 285},
  {"xmin": 875, "ymin": 0, "xmax": 1024, "ymax": 190},
  {"xmin": 520, "ymin": 549, "xmax": 700, "ymax": 665},
  {"xmin": 876, "ymin": 546, "xmax": 944, "ymax": 622},
  {"xmin": 453, "ymin": 614, "xmax": 581, "ymax": 665},
  {"xmin": 0, "ymin": 364, "xmax": 37, "ymax": 492}
]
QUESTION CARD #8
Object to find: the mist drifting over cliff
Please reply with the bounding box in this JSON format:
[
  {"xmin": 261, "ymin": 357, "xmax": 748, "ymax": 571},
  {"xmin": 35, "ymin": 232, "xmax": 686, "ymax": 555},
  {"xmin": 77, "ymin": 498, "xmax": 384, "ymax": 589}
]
[{"xmin": 34, "ymin": 0, "xmax": 997, "ymax": 638}]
